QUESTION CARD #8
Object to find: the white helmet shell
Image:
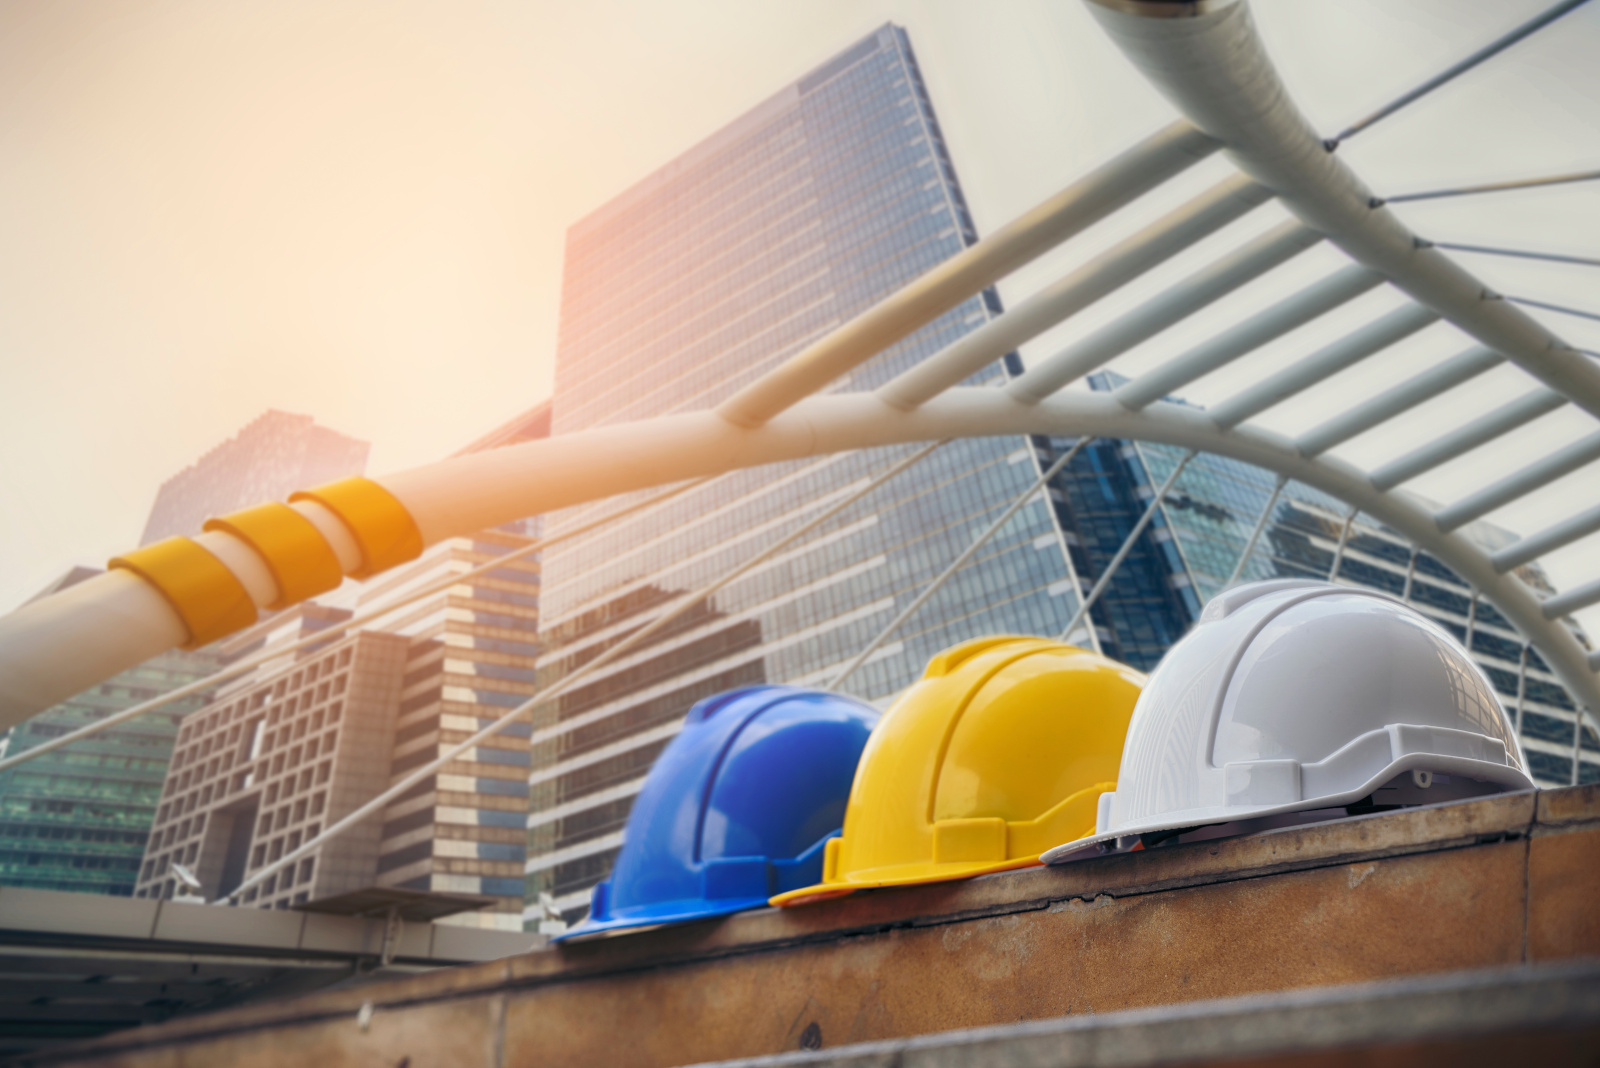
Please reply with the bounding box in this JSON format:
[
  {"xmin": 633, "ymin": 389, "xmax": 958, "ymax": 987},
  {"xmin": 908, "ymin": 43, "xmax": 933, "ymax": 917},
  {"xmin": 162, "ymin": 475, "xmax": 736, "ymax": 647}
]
[{"xmin": 1042, "ymin": 580, "xmax": 1533, "ymax": 863}]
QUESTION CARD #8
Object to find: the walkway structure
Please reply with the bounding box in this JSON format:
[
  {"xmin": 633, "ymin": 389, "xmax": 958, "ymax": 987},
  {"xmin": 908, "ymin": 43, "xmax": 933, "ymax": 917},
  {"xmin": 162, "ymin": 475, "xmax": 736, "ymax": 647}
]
[
  {"xmin": 0, "ymin": 884, "xmax": 537, "ymax": 1058},
  {"xmin": 0, "ymin": 0, "xmax": 1597, "ymax": 898}
]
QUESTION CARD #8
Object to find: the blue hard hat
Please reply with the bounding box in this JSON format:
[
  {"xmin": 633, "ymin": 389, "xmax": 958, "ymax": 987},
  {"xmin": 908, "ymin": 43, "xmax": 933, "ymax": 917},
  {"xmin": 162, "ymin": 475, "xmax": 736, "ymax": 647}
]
[{"xmin": 555, "ymin": 685, "xmax": 879, "ymax": 940}]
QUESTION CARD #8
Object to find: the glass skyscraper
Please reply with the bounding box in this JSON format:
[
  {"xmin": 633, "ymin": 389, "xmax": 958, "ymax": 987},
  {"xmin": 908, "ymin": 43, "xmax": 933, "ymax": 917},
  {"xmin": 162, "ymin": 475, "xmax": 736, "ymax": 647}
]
[
  {"xmin": 1036, "ymin": 372, "xmax": 1598, "ymax": 787},
  {"xmin": 528, "ymin": 25, "xmax": 1086, "ymax": 923}
]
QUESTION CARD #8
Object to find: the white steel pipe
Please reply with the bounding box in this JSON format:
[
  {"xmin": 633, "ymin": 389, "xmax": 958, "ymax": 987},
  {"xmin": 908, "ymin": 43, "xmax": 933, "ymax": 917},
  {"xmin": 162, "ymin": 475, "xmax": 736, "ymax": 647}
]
[
  {"xmin": 1009, "ymin": 219, "xmax": 1323, "ymax": 402},
  {"xmin": 1543, "ymin": 578, "xmax": 1600, "ymax": 621},
  {"xmin": 715, "ymin": 121, "xmax": 1219, "ymax": 427},
  {"xmin": 1494, "ymin": 504, "xmax": 1600, "ymax": 574},
  {"xmin": 1369, "ymin": 390, "xmax": 1566, "ymax": 491},
  {"xmin": 4, "ymin": 387, "xmax": 1597, "ymax": 728},
  {"xmin": 1112, "ymin": 264, "xmax": 1384, "ymax": 410},
  {"xmin": 1435, "ymin": 432, "xmax": 1600, "ymax": 533},
  {"xmin": 1209, "ymin": 303, "xmax": 1440, "ymax": 429},
  {"xmin": 1296, "ymin": 346, "xmax": 1504, "ymax": 458},
  {"xmin": 1082, "ymin": 0, "xmax": 1600, "ymax": 422},
  {"xmin": 878, "ymin": 175, "xmax": 1271, "ymax": 410}
]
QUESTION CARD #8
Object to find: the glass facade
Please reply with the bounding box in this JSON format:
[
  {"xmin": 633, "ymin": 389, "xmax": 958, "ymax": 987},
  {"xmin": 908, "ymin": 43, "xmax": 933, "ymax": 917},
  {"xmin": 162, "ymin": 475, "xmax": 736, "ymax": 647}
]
[
  {"xmin": 0, "ymin": 639, "xmax": 217, "ymax": 897},
  {"xmin": 530, "ymin": 25, "xmax": 1085, "ymax": 924},
  {"xmin": 361, "ymin": 529, "xmax": 541, "ymax": 931},
  {"xmin": 1037, "ymin": 371, "xmax": 1599, "ymax": 787}
]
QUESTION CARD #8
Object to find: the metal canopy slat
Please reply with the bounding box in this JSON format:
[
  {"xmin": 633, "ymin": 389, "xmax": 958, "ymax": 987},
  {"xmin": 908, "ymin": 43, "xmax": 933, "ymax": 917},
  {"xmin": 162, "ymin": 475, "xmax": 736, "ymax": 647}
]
[
  {"xmin": 1543, "ymin": 577, "xmax": 1600, "ymax": 620},
  {"xmin": 879, "ymin": 176, "xmax": 1272, "ymax": 410},
  {"xmin": 1009, "ymin": 220, "xmax": 1323, "ymax": 402},
  {"xmin": 716, "ymin": 122, "xmax": 1220, "ymax": 428},
  {"xmin": 1436, "ymin": 432, "xmax": 1600, "ymax": 533},
  {"xmin": 1210, "ymin": 303, "xmax": 1440, "ymax": 429},
  {"xmin": 1113, "ymin": 264, "xmax": 1385, "ymax": 411},
  {"xmin": 1296, "ymin": 346, "xmax": 1505, "ymax": 457},
  {"xmin": 1369, "ymin": 390, "xmax": 1567, "ymax": 490},
  {"xmin": 1493, "ymin": 503, "xmax": 1600, "ymax": 573}
]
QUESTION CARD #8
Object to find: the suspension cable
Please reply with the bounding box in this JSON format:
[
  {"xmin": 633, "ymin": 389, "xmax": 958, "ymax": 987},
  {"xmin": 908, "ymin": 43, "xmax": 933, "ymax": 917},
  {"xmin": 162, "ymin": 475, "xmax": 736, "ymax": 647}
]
[
  {"xmin": 1220, "ymin": 474, "xmax": 1288, "ymax": 593},
  {"xmin": 1435, "ymin": 243, "xmax": 1600, "ymax": 269},
  {"xmin": 1377, "ymin": 169, "xmax": 1600, "ymax": 206},
  {"xmin": 1507, "ymin": 296, "xmax": 1600, "ymax": 324},
  {"xmin": 1326, "ymin": 0, "xmax": 1594, "ymax": 149},
  {"xmin": 1056, "ymin": 450, "xmax": 1196, "ymax": 644},
  {"xmin": 829, "ymin": 437, "xmax": 1094, "ymax": 692}
]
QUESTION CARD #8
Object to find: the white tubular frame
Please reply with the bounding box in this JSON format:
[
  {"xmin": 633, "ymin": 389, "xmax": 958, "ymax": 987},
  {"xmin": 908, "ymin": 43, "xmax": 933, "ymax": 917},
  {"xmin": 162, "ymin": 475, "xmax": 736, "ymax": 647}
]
[
  {"xmin": 1081, "ymin": 0, "xmax": 1600, "ymax": 421},
  {"xmin": 1, "ymin": 0, "xmax": 1597, "ymax": 766}
]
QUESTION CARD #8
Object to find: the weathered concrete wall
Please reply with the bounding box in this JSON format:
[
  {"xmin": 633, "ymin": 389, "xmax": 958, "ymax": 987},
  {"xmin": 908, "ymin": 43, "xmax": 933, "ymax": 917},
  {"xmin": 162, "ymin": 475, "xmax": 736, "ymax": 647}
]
[
  {"xmin": 705, "ymin": 960, "xmax": 1600, "ymax": 1068},
  {"xmin": 29, "ymin": 785, "xmax": 1600, "ymax": 1068}
]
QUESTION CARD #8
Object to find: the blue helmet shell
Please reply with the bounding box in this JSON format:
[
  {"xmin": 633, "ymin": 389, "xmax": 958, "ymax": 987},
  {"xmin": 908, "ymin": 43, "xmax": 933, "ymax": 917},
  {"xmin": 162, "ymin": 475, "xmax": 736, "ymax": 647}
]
[{"xmin": 555, "ymin": 685, "xmax": 879, "ymax": 940}]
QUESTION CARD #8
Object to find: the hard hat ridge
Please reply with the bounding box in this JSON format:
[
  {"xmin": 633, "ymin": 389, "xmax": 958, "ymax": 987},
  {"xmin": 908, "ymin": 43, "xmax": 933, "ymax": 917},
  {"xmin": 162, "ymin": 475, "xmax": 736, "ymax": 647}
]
[
  {"xmin": 772, "ymin": 636, "xmax": 1145, "ymax": 906},
  {"xmin": 555, "ymin": 685, "xmax": 879, "ymax": 940},
  {"xmin": 1041, "ymin": 581, "xmax": 1534, "ymax": 865}
]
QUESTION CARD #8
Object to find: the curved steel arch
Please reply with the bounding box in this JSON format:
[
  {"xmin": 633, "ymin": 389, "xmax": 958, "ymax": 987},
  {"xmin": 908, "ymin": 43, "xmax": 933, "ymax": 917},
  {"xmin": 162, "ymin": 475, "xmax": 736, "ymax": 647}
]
[
  {"xmin": 398, "ymin": 388, "xmax": 1600, "ymax": 716},
  {"xmin": 0, "ymin": 0, "xmax": 1596, "ymax": 747}
]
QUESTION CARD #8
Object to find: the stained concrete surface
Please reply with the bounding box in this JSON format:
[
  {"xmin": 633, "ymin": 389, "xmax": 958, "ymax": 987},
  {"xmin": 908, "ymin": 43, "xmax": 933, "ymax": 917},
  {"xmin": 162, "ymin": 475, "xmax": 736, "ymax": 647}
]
[{"xmin": 21, "ymin": 784, "xmax": 1600, "ymax": 1068}]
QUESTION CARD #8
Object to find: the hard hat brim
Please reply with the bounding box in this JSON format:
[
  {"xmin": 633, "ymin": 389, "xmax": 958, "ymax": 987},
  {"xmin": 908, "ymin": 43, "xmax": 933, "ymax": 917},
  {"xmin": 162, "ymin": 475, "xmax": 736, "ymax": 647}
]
[
  {"xmin": 768, "ymin": 854, "xmax": 1043, "ymax": 907},
  {"xmin": 1040, "ymin": 754, "xmax": 1536, "ymax": 865},
  {"xmin": 551, "ymin": 894, "xmax": 774, "ymax": 942}
]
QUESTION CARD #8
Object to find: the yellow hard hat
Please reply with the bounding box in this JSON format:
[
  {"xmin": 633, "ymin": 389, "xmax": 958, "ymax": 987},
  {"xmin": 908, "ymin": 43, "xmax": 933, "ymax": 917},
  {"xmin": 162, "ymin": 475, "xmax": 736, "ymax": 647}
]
[{"xmin": 771, "ymin": 636, "xmax": 1145, "ymax": 906}]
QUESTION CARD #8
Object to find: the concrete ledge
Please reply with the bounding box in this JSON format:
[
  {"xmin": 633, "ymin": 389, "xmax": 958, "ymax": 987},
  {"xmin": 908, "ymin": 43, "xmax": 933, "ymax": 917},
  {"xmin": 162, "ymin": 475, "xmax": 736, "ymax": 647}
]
[
  {"xmin": 26, "ymin": 784, "xmax": 1600, "ymax": 1068},
  {"xmin": 0, "ymin": 887, "xmax": 536, "ymax": 964},
  {"xmin": 693, "ymin": 960, "xmax": 1600, "ymax": 1067}
]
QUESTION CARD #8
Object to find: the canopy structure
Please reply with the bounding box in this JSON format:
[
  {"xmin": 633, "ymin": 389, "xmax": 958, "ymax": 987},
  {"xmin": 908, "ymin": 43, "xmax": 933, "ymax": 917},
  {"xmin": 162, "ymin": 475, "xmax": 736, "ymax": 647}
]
[{"xmin": 1, "ymin": 0, "xmax": 1596, "ymax": 804}]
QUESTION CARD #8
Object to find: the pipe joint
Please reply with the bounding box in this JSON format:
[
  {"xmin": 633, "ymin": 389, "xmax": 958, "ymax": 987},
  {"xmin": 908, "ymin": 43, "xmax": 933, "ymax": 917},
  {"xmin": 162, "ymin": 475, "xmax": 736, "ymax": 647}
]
[
  {"xmin": 289, "ymin": 477, "xmax": 424, "ymax": 579},
  {"xmin": 203, "ymin": 502, "xmax": 346, "ymax": 610},
  {"xmin": 108, "ymin": 538, "xmax": 258, "ymax": 650}
]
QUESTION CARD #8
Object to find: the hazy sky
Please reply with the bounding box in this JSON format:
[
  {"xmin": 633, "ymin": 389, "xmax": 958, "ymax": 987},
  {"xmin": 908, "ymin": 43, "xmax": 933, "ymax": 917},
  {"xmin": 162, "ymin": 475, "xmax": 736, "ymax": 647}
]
[{"xmin": 1, "ymin": 0, "xmax": 1597, "ymax": 633}]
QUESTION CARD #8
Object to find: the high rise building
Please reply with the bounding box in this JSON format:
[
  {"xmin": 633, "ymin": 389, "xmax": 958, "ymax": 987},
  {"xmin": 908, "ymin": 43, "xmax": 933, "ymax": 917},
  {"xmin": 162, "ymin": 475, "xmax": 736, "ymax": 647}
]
[
  {"xmin": 361, "ymin": 529, "xmax": 541, "ymax": 930},
  {"xmin": 0, "ymin": 570, "xmax": 218, "ymax": 897},
  {"xmin": 134, "ymin": 404, "xmax": 551, "ymax": 929},
  {"xmin": 140, "ymin": 410, "xmax": 369, "ymax": 544},
  {"xmin": 528, "ymin": 26, "xmax": 1087, "ymax": 924},
  {"xmin": 132, "ymin": 527, "xmax": 541, "ymax": 929},
  {"xmin": 1037, "ymin": 372, "xmax": 1598, "ymax": 787},
  {"xmin": 133, "ymin": 613, "xmax": 409, "ymax": 906}
]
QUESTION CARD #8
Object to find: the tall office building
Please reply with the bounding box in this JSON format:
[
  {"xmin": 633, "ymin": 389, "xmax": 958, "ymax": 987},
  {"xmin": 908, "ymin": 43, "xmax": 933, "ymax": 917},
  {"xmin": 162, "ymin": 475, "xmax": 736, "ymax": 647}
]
[
  {"xmin": 140, "ymin": 410, "xmax": 369, "ymax": 544},
  {"xmin": 133, "ymin": 528, "xmax": 541, "ymax": 928},
  {"xmin": 133, "ymin": 611, "xmax": 409, "ymax": 906},
  {"xmin": 362, "ymin": 529, "xmax": 541, "ymax": 930},
  {"xmin": 134, "ymin": 404, "xmax": 550, "ymax": 928},
  {"xmin": 529, "ymin": 26, "xmax": 1086, "ymax": 923},
  {"xmin": 1036, "ymin": 372, "xmax": 1598, "ymax": 786},
  {"xmin": 0, "ymin": 570, "xmax": 217, "ymax": 897}
]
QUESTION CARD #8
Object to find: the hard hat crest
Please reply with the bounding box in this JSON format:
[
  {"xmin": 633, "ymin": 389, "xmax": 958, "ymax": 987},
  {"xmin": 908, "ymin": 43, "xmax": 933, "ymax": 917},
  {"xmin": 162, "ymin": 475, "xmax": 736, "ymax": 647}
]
[
  {"xmin": 1042, "ymin": 581, "xmax": 1534, "ymax": 864},
  {"xmin": 555, "ymin": 686, "xmax": 879, "ymax": 940},
  {"xmin": 772, "ymin": 637, "xmax": 1145, "ymax": 906}
]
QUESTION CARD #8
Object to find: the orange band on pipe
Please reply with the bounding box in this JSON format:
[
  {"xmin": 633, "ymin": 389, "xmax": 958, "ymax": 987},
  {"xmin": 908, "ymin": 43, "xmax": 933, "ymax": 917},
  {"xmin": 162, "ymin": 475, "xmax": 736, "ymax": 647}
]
[
  {"xmin": 109, "ymin": 537, "xmax": 259, "ymax": 649},
  {"xmin": 204, "ymin": 502, "xmax": 345, "ymax": 609},
  {"xmin": 290, "ymin": 477, "xmax": 424, "ymax": 579}
]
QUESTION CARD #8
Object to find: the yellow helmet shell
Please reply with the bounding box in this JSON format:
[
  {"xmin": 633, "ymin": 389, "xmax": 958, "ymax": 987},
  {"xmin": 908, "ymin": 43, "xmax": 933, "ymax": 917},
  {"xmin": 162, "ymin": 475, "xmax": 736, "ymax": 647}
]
[{"xmin": 772, "ymin": 636, "xmax": 1145, "ymax": 905}]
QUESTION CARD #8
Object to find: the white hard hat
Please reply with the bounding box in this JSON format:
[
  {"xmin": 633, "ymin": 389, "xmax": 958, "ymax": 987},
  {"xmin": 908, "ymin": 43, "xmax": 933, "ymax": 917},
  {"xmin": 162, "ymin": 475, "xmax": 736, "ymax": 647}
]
[{"xmin": 1041, "ymin": 579, "xmax": 1534, "ymax": 863}]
